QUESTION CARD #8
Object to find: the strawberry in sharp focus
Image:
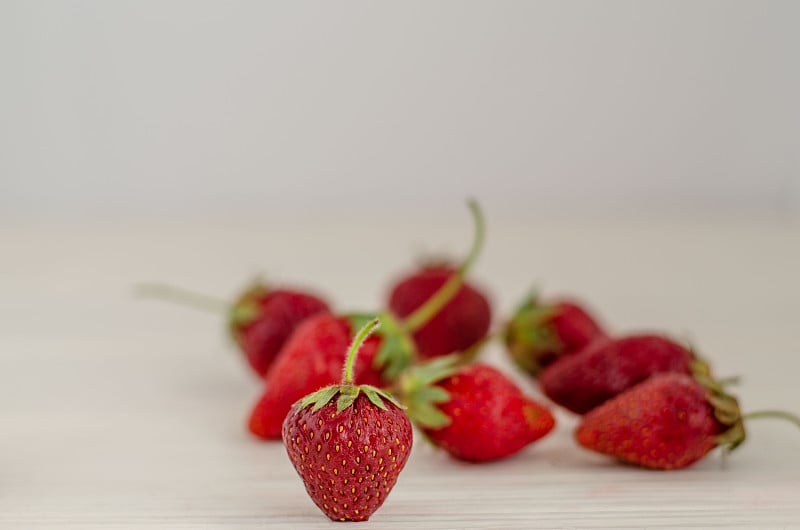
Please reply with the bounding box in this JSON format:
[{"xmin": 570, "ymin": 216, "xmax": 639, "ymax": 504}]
[
  {"xmin": 282, "ymin": 318, "xmax": 413, "ymax": 522},
  {"xmin": 399, "ymin": 359, "xmax": 555, "ymax": 462},
  {"xmin": 250, "ymin": 200, "xmax": 486, "ymax": 440},
  {"xmin": 137, "ymin": 280, "xmax": 329, "ymax": 378},
  {"xmin": 539, "ymin": 334, "xmax": 694, "ymax": 415},
  {"xmin": 504, "ymin": 293, "xmax": 605, "ymax": 376},
  {"xmin": 387, "ymin": 265, "xmax": 491, "ymax": 360}
]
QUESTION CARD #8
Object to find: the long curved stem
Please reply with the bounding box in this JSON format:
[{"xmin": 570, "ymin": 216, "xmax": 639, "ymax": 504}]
[
  {"xmin": 401, "ymin": 199, "xmax": 485, "ymax": 333},
  {"xmin": 741, "ymin": 410, "xmax": 800, "ymax": 429},
  {"xmin": 135, "ymin": 283, "xmax": 228, "ymax": 314},
  {"xmin": 342, "ymin": 318, "xmax": 381, "ymax": 385}
]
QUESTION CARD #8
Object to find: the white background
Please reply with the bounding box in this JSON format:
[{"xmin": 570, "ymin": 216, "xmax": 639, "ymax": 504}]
[{"xmin": 2, "ymin": 0, "xmax": 799, "ymax": 222}]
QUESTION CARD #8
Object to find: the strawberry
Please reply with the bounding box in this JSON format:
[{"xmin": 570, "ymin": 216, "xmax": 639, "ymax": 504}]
[
  {"xmin": 576, "ymin": 372, "xmax": 727, "ymax": 469},
  {"xmin": 228, "ymin": 284, "xmax": 330, "ymax": 377},
  {"xmin": 577, "ymin": 363, "xmax": 800, "ymax": 470},
  {"xmin": 504, "ymin": 293, "xmax": 605, "ymax": 376},
  {"xmin": 250, "ymin": 200, "xmax": 486, "ymax": 440},
  {"xmin": 387, "ymin": 266, "xmax": 491, "ymax": 360},
  {"xmin": 539, "ymin": 334, "xmax": 693, "ymax": 414},
  {"xmin": 282, "ymin": 318, "xmax": 413, "ymax": 522},
  {"xmin": 137, "ymin": 280, "xmax": 329, "ymax": 378},
  {"xmin": 249, "ymin": 312, "xmax": 385, "ymax": 440},
  {"xmin": 399, "ymin": 359, "xmax": 555, "ymax": 462}
]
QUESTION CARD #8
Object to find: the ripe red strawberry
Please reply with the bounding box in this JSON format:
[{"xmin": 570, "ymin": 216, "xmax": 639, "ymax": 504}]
[
  {"xmin": 576, "ymin": 370, "xmax": 742, "ymax": 470},
  {"xmin": 504, "ymin": 293, "xmax": 605, "ymax": 376},
  {"xmin": 228, "ymin": 284, "xmax": 330, "ymax": 377},
  {"xmin": 387, "ymin": 264, "xmax": 491, "ymax": 360},
  {"xmin": 282, "ymin": 319, "xmax": 413, "ymax": 522},
  {"xmin": 578, "ymin": 367, "xmax": 800, "ymax": 470},
  {"xmin": 250, "ymin": 201, "xmax": 486, "ymax": 440},
  {"xmin": 399, "ymin": 359, "xmax": 555, "ymax": 462},
  {"xmin": 137, "ymin": 280, "xmax": 329, "ymax": 378},
  {"xmin": 250, "ymin": 312, "xmax": 385, "ymax": 440},
  {"xmin": 539, "ymin": 334, "xmax": 693, "ymax": 414}
]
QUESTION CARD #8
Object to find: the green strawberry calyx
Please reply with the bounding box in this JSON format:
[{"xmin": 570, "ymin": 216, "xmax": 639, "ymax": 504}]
[
  {"xmin": 503, "ymin": 291, "xmax": 562, "ymax": 376},
  {"xmin": 347, "ymin": 312, "xmax": 416, "ymax": 382},
  {"xmin": 691, "ymin": 359, "xmax": 747, "ymax": 451},
  {"xmin": 692, "ymin": 357, "xmax": 800, "ymax": 455},
  {"xmin": 296, "ymin": 318, "xmax": 404, "ymax": 413},
  {"xmin": 395, "ymin": 354, "xmax": 464, "ymax": 429},
  {"xmin": 227, "ymin": 280, "xmax": 270, "ymax": 342}
]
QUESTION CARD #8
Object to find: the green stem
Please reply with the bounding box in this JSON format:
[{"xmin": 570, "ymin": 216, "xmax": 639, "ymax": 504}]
[
  {"xmin": 401, "ymin": 199, "xmax": 485, "ymax": 333},
  {"xmin": 717, "ymin": 376, "xmax": 742, "ymax": 387},
  {"xmin": 741, "ymin": 410, "xmax": 800, "ymax": 429},
  {"xmin": 135, "ymin": 283, "xmax": 228, "ymax": 314},
  {"xmin": 342, "ymin": 318, "xmax": 381, "ymax": 385}
]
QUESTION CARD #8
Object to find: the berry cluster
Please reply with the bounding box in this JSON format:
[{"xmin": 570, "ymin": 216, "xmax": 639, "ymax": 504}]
[{"xmin": 140, "ymin": 200, "xmax": 798, "ymax": 522}]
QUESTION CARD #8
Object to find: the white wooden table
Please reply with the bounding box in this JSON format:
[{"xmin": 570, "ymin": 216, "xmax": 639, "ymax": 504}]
[{"xmin": 2, "ymin": 212, "xmax": 799, "ymax": 528}]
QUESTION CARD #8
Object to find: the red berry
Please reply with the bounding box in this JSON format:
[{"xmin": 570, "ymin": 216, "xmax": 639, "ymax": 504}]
[
  {"xmin": 575, "ymin": 372, "xmax": 732, "ymax": 469},
  {"xmin": 539, "ymin": 334, "xmax": 693, "ymax": 414},
  {"xmin": 577, "ymin": 366, "xmax": 800, "ymax": 470},
  {"xmin": 231, "ymin": 287, "xmax": 330, "ymax": 377},
  {"xmin": 505, "ymin": 294, "xmax": 605, "ymax": 376},
  {"xmin": 249, "ymin": 313, "xmax": 384, "ymax": 440},
  {"xmin": 401, "ymin": 361, "xmax": 555, "ymax": 462},
  {"xmin": 388, "ymin": 264, "xmax": 491, "ymax": 359},
  {"xmin": 282, "ymin": 319, "xmax": 413, "ymax": 522},
  {"xmin": 283, "ymin": 394, "xmax": 412, "ymax": 521}
]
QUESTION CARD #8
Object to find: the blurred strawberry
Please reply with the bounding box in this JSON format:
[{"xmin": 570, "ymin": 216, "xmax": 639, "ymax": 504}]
[
  {"xmin": 539, "ymin": 334, "xmax": 694, "ymax": 414},
  {"xmin": 249, "ymin": 312, "xmax": 386, "ymax": 440},
  {"xmin": 399, "ymin": 358, "xmax": 554, "ymax": 462},
  {"xmin": 387, "ymin": 264, "xmax": 491, "ymax": 359},
  {"xmin": 577, "ymin": 359, "xmax": 800, "ymax": 470},
  {"xmin": 504, "ymin": 293, "xmax": 605, "ymax": 376}
]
